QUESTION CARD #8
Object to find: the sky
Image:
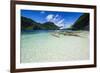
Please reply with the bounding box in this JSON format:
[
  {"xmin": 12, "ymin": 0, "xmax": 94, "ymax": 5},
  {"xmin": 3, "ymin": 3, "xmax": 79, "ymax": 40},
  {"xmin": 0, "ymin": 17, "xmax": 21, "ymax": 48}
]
[{"xmin": 21, "ymin": 9, "xmax": 83, "ymax": 29}]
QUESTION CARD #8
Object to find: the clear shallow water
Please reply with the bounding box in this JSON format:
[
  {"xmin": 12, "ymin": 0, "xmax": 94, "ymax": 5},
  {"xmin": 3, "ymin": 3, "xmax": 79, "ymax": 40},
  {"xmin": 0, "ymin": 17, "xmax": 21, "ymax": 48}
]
[{"xmin": 20, "ymin": 30, "xmax": 89, "ymax": 63}]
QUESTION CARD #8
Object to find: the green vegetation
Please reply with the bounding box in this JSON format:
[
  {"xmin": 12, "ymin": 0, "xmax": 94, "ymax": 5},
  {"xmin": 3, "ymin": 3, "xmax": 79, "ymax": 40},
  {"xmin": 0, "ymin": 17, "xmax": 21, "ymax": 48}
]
[
  {"xmin": 70, "ymin": 13, "xmax": 89, "ymax": 30},
  {"xmin": 42, "ymin": 22, "xmax": 59, "ymax": 30},
  {"xmin": 21, "ymin": 16, "xmax": 59, "ymax": 32},
  {"xmin": 21, "ymin": 16, "xmax": 43, "ymax": 31}
]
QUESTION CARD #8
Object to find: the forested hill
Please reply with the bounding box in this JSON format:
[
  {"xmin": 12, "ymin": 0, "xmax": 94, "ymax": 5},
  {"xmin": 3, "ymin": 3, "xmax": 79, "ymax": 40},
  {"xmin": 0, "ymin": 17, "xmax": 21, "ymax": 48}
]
[
  {"xmin": 21, "ymin": 16, "xmax": 59, "ymax": 31},
  {"xmin": 71, "ymin": 13, "xmax": 89, "ymax": 31}
]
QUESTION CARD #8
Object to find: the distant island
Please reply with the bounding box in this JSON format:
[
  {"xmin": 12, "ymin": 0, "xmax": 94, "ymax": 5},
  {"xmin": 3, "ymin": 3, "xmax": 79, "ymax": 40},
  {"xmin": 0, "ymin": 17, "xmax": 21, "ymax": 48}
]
[{"xmin": 21, "ymin": 13, "xmax": 89, "ymax": 32}]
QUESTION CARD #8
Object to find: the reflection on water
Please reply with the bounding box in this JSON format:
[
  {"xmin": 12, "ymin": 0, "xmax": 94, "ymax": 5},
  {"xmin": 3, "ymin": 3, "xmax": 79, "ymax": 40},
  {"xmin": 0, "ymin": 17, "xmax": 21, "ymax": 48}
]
[{"xmin": 20, "ymin": 30, "xmax": 89, "ymax": 63}]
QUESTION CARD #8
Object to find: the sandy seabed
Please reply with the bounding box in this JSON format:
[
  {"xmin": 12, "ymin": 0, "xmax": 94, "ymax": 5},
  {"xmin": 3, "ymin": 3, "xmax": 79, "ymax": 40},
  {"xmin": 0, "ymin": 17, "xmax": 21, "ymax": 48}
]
[{"xmin": 20, "ymin": 31, "xmax": 89, "ymax": 63}]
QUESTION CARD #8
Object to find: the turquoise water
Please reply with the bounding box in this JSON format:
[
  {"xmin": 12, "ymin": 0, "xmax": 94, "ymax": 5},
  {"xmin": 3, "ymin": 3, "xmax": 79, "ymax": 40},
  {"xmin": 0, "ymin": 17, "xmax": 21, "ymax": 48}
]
[{"xmin": 20, "ymin": 30, "xmax": 89, "ymax": 63}]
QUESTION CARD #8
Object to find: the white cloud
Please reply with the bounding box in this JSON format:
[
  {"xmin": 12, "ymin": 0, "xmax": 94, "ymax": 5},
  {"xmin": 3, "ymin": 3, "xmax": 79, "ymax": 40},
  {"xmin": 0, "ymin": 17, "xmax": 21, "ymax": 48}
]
[
  {"xmin": 56, "ymin": 19, "xmax": 65, "ymax": 28},
  {"xmin": 52, "ymin": 14, "xmax": 59, "ymax": 22},
  {"xmin": 46, "ymin": 14, "xmax": 54, "ymax": 21},
  {"xmin": 57, "ymin": 19, "xmax": 64, "ymax": 24},
  {"xmin": 45, "ymin": 14, "xmax": 65, "ymax": 28}
]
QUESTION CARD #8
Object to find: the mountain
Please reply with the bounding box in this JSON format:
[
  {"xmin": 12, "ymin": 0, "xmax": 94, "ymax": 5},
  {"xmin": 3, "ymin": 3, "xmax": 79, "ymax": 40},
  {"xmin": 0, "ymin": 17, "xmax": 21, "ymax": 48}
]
[
  {"xmin": 21, "ymin": 16, "xmax": 59, "ymax": 32},
  {"xmin": 21, "ymin": 16, "xmax": 43, "ymax": 31},
  {"xmin": 42, "ymin": 22, "xmax": 59, "ymax": 30},
  {"xmin": 70, "ymin": 13, "xmax": 90, "ymax": 30}
]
